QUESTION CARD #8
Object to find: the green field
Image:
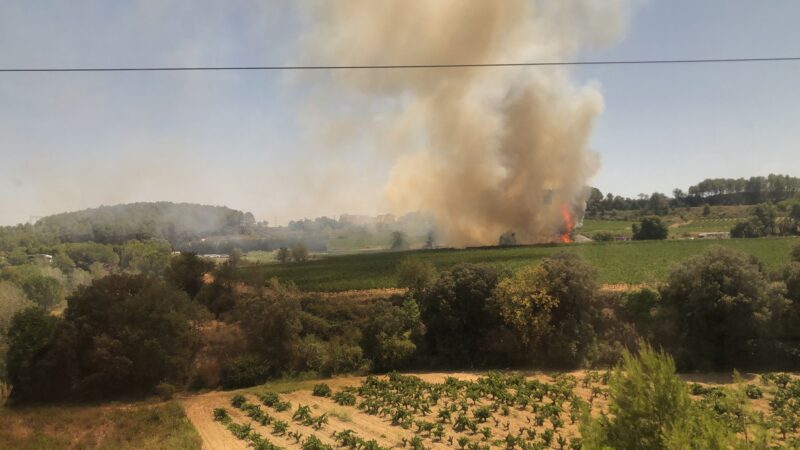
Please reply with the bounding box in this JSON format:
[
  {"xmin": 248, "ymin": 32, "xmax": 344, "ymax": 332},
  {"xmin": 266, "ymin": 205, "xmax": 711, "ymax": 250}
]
[
  {"xmin": 240, "ymin": 237, "xmax": 797, "ymax": 291},
  {"xmin": 576, "ymin": 219, "xmax": 636, "ymax": 237},
  {"xmin": 671, "ymin": 218, "xmax": 743, "ymax": 235}
]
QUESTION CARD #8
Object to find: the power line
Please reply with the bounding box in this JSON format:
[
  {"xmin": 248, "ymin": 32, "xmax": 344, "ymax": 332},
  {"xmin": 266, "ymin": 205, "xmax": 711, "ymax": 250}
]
[{"xmin": 1, "ymin": 56, "xmax": 799, "ymax": 73}]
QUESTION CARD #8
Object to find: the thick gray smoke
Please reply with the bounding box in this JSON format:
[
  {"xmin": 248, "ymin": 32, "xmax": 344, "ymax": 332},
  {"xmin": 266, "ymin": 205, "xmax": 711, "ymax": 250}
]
[{"xmin": 302, "ymin": 0, "xmax": 632, "ymax": 246}]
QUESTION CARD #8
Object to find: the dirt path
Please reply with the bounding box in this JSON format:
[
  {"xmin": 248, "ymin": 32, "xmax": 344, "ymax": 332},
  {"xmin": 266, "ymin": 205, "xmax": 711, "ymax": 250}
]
[{"xmin": 182, "ymin": 391, "xmax": 250, "ymax": 450}]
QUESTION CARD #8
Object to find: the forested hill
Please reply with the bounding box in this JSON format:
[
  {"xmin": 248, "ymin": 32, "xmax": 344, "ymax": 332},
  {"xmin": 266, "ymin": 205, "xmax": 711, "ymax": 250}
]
[{"xmin": 10, "ymin": 202, "xmax": 256, "ymax": 247}]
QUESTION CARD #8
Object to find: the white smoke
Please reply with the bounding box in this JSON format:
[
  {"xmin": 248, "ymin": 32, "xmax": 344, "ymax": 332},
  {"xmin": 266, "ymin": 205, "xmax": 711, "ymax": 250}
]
[{"xmin": 302, "ymin": 0, "xmax": 633, "ymax": 246}]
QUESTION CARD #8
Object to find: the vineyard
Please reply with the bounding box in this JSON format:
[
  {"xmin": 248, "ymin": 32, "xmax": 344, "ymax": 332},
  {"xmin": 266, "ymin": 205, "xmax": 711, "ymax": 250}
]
[
  {"xmin": 237, "ymin": 237, "xmax": 795, "ymax": 291},
  {"xmin": 195, "ymin": 371, "xmax": 800, "ymax": 450}
]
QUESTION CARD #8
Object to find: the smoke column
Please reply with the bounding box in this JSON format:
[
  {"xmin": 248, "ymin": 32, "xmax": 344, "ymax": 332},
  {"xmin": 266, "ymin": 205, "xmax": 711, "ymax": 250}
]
[{"xmin": 302, "ymin": 0, "xmax": 632, "ymax": 246}]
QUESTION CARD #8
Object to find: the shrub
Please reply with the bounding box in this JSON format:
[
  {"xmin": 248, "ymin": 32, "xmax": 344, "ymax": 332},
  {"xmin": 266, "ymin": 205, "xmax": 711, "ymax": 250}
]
[
  {"xmin": 793, "ymin": 242, "xmax": 800, "ymax": 263},
  {"xmin": 581, "ymin": 342, "xmax": 734, "ymax": 449},
  {"xmin": 592, "ymin": 231, "xmax": 616, "ymax": 242},
  {"xmin": 154, "ymin": 382, "xmax": 176, "ymax": 401},
  {"xmin": 632, "ymin": 217, "xmax": 668, "ymax": 240},
  {"xmin": 745, "ymin": 384, "xmax": 763, "ymax": 399},
  {"xmin": 302, "ymin": 435, "xmax": 333, "ymax": 450},
  {"xmin": 332, "ymin": 390, "xmax": 356, "ymax": 406},
  {"xmin": 396, "ymin": 258, "xmax": 437, "ymax": 293},
  {"xmin": 658, "ymin": 246, "xmax": 780, "ymax": 370},
  {"xmin": 231, "ymin": 394, "xmax": 247, "ymax": 408},
  {"xmin": 220, "ymin": 355, "xmax": 270, "ymax": 389},
  {"xmin": 312, "ymin": 383, "xmax": 332, "ymax": 397},
  {"xmin": 213, "ymin": 407, "xmax": 231, "ymax": 423}
]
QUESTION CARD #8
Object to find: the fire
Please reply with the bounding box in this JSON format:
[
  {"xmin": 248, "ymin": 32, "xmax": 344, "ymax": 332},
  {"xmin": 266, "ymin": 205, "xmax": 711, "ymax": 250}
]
[{"xmin": 560, "ymin": 205, "xmax": 574, "ymax": 243}]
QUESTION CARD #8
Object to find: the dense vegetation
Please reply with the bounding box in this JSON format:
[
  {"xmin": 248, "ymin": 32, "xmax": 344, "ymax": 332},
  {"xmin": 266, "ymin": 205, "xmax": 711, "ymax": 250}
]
[
  {"xmin": 586, "ymin": 173, "xmax": 800, "ymax": 217},
  {"xmin": 5, "ymin": 239, "xmax": 800, "ymax": 407},
  {"xmin": 0, "ymin": 202, "xmax": 432, "ymax": 256}
]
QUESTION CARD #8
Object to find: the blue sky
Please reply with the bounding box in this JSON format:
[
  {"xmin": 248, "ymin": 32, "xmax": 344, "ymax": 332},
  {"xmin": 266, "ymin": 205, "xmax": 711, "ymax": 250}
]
[{"xmin": 1, "ymin": 0, "xmax": 799, "ymax": 225}]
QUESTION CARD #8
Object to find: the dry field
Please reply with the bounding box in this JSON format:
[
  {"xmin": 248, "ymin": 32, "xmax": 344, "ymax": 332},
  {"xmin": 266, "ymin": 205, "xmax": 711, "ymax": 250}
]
[{"xmin": 183, "ymin": 371, "xmax": 787, "ymax": 450}]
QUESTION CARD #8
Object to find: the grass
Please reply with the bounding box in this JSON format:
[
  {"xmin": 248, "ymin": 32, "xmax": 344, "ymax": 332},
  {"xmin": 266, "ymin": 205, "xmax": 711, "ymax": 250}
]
[
  {"xmin": 0, "ymin": 400, "xmax": 201, "ymax": 450},
  {"xmin": 239, "ymin": 236, "xmax": 798, "ymax": 291},
  {"xmin": 671, "ymin": 218, "xmax": 744, "ymax": 235},
  {"xmin": 576, "ymin": 219, "xmax": 636, "ymax": 237},
  {"xmin": 325, "ymin": 231, "xmax": 428, "ymax": 254}
]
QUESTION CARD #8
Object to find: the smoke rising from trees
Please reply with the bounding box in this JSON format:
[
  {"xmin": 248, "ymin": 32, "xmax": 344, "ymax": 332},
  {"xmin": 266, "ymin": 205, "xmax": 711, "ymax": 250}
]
[{"xmin": 302, "ymin": 0, "xmax": 633, "ymax": 246}]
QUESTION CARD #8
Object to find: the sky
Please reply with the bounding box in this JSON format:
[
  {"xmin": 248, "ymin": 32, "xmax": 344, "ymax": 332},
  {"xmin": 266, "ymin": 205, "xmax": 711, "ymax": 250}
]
[{"xmin": 1, "ymin": 0, "xmax": 799, "ymax": 226}]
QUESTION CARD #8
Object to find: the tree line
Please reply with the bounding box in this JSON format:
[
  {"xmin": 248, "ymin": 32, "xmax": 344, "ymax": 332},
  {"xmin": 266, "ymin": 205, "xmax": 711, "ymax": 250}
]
[
  {"xmin": 586, "ymin": 173, "xmax": 800, "ymax": 217},
  {"xmin": 4, "ymin": 241, "xmax": 800, "ymax": 403}
]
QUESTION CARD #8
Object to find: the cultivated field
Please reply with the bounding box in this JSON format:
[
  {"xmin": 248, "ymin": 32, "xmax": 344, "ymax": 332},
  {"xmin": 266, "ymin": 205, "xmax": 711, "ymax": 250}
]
[
  {"xmin": 239, "ymin": 237, "xmax": 796, "ymax": 291},
  {"xmin": 188, "ymin": 371, "xmax": 797, "ymax": 450}
]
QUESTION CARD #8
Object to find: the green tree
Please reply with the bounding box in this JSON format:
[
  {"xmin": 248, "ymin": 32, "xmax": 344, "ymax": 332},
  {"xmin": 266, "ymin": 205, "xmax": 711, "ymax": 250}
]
[
  {"xmin": 234, "ymin": 284, "xmax": 303, "ymax": 374},
  {"xmin": 530, "ymin": 254, "xmax": 603, "ymax": 366},
  {"xmin": 5, "ymin": 308, "xmax": 61, "ymax": 401},
  {"xmin": 632, "ymin": 217, "xmax": 668, "ymax": 240},
  {"xmin": 731, "ymin": 204, "xmax": 780, "ymax": 238},
  {"xmin": 581, "ymin": 342, "xmax": 733, "ymax": 450},
  {"xmin": 19, "ymin": 274, "xmax": 63, "ymax": 311},
  {"xmin": 63, "ymin": 274, "xmax": 200, "ymax": 398},
  {"xmin": 164, "ymin": 252, "xmax": 215, "ymax": 298},
  {"xmin": 120, "ymin": 240, "xmax": 171, "ymax": 275},
  {"xmin": 492, "ymin": 265, "xmax": 557, "ymax": 354},
  {"xmin": 362, "ymin": 297, "xmax": 424, "ymax": 371},
  {"xmin": 658, "ymin": 246, "xmax": 781, "ymax": 370},
  {"xmin": 0, "ymin": 281, "xmax": 34, "ymax": 332},
  {"xmin": 418, "ymin": 264, "xmax": 502, "ymax": 365},
  {"xmin": 648, "ymin": 193, "xmax": 670, "ymax": 216}
]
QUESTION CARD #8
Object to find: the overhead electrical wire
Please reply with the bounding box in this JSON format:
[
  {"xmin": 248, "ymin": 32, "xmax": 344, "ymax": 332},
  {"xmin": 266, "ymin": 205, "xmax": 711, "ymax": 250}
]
[{"xmin": 1, "ymin": 56, "xmax": 799, "ymax": 73}]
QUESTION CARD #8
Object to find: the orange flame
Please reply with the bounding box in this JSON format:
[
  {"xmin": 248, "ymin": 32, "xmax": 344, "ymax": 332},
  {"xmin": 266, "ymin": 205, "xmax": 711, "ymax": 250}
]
[{"xmin": 560, "ymin": 205, "xmax": 574, "ymax": 243}]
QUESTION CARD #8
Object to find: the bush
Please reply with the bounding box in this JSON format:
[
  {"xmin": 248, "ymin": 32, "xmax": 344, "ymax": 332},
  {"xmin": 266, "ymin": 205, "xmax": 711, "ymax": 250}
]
[
  {"xmin": 154, "ymin": 382, "xmax": 176, "ymax": 401},
  {"xmin": 658, "ymin": 246, "xmax": 780, "ymax": 370},
  {"xmin": 745, "ymin": 384, "xmax": 763, "ymax": 399},
  {"xmin": 231, "ymin": 394, "xmax": 247, "ymax": 408},
  {"xmin": 303, "ymin": 435, "xmax": 333, "ymax": 450},
  {"xmin": 312, "ymin": 383, "xmax": 332, "ymax": 397},
  {"xmin": 396, "ymin": 258, "xmax": 437, "ymax": 293},
  {"xmin": 581, "ymin": 342, "xmax": 734, "ymax": 449},
  {"xmin": 632, "ymin": 217, "xmax": 668, "ymax": 240},
  {"xmin": 213, "ymin": 407, "xmax": 231, "ymax": 423},
  {"xmin": 793, "ymin": 242, "xmax": 800, "ymax": 263},
  {"xmin": 220, "ymin": 355, "xmax": 271, "ymax": 389},
  {"xmin": 592, "ymin": 231, "xmax": 616, "ymax": 242}
]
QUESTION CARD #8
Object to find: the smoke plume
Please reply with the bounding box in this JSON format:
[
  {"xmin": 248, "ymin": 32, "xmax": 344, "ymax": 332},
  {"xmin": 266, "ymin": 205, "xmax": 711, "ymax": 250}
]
[{"xmin": 302, "ymin": 0, "xmax": 632, "ymax": 246}]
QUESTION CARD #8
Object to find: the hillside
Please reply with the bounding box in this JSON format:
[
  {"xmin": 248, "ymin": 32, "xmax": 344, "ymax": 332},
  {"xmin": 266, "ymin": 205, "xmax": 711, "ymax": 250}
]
[{"xmin": 35, "ymin": 202, "xmax": 254, "ymax": 245}]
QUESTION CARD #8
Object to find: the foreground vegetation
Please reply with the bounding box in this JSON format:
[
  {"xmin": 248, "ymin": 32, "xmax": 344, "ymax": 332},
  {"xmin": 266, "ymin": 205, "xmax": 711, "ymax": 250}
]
[
  {"xmin": 0, "ymin": 400, "xmax": 200, "ymax": 450},
  {"xmin": 239, "ymin": 237, "xmax": 795, "ymax": 291},
  {"xmin": 203, "ymin": 346, "xmax": 800, "ymax": 449}
]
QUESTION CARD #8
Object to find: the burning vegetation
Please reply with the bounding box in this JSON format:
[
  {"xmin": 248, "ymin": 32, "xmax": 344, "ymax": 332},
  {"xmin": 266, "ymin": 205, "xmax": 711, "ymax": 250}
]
[{"xmin": 304, "ymin": 0, "xmax": 632, "ymax": 246}]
